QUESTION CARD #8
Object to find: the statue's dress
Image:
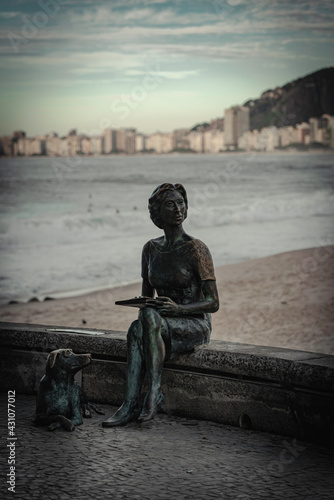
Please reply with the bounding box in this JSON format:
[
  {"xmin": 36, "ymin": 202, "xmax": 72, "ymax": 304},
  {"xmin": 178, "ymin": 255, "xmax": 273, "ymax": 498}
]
[{"xmin": 141, "ymin": 237, "xmax": 216, "ymax": 359}]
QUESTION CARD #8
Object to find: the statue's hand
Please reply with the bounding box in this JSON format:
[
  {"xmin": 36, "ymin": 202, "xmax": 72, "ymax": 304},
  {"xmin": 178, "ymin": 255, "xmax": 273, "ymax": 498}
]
[{"xmin": 146, "ymin": 296, "xmax": 180, "ymax": 316}]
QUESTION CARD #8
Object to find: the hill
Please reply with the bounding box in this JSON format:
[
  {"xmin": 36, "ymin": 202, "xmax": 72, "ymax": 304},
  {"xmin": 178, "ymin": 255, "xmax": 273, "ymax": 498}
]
[
  {"xmin": 190, "ymin": 67, "xmax": 334, "ymax": 133},
  {"xmin": 244, "ymin": 67, "xmax": 334, "ymax": 130}
]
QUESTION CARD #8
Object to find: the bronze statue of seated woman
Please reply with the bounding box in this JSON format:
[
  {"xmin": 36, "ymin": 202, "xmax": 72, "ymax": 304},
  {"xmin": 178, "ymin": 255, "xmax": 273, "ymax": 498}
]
[{"xmin": 102, "ymin": 183, "xmax": 219, "ymax": 427}]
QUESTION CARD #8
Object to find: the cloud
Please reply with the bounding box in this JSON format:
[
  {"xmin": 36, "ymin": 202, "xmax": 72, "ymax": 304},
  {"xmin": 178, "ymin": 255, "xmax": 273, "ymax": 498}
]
[
  {"xmin": 0, "ymin": 12, "xmax": 19, "ymax": 19},
  {"xmin": 125, "ymin": 69, "xmax": 200, "ymax": 79},
  {"xmin": 123, "ymin": 8, "xmax": 155, "ymax": 21}
]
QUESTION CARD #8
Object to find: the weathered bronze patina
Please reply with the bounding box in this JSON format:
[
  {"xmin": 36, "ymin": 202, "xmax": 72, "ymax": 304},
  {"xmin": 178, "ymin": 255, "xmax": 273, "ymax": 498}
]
[
  {"xmin": 102, "ymin": 183, "xmax": 219, "ymax": 427},
  {"xmin": 33, "ymin": 348, "xmax": 103, "ymax": 431}
]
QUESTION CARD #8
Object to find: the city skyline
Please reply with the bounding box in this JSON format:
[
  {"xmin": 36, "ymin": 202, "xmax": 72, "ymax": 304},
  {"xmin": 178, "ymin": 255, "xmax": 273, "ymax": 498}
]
[
  {"xmin": 2, "ymin": 111, "xmax": 333, "ymax": 157},
  {"xmin": 1, "ymin": 1, "xmax": 334, "ymax": 137}
]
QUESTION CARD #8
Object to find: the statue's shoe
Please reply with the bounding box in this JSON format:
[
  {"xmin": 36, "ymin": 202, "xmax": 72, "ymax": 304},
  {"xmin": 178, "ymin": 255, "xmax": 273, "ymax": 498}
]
[
  {"xmin": 138, "ymin": 391, "xmax": 164, "ymax": 423},
  {"xmin": 102, "ymin": 415, "xmax": 132, "ymax": 427},
  {"xmin": 102, "ymin": 403, "xmax": 138, "ymax": 427}
]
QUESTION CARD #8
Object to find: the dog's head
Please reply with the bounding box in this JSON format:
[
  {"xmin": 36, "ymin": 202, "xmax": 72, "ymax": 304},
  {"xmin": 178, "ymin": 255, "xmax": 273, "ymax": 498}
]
[{"xmin": 46, "ymin": 349, "xmax": 92, "ymax": 375}]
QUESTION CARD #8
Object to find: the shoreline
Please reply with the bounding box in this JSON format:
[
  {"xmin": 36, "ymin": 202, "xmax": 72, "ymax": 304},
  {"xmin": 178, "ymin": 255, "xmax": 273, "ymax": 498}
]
[
  {"xmin": 1, "ymin": 246, "xmax": 333, "ymax": 355},
  {"xmin": 2, "ymin": 280, "xmax": 141, "ymax": 306},
  {"xmin": 1, "ymin": 149, "xmax": 333, "ymax": 160}
]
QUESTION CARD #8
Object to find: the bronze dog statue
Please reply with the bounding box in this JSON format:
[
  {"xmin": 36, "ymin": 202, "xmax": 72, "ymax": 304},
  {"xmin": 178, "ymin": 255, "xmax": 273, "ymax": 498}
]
[{"xmin": 33, "ymin": 348, "xmax": 103, "ymax": 431}]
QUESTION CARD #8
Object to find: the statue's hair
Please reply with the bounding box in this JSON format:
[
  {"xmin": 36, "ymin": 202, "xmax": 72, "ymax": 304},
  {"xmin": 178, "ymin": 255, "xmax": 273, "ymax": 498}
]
[{"xmin": 148, "ymin": 183, "xmax": 188, "ymax": 229}]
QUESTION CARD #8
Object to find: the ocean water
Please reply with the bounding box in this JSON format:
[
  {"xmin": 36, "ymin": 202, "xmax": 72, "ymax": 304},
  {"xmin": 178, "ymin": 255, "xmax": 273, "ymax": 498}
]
[{"xmin": 0, "ymin": 152, "xmax": 333, "ymax": 304}]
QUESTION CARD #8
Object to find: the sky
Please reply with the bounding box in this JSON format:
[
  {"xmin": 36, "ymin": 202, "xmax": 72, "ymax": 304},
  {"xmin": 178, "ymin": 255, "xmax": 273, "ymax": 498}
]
[{"xmin": 0, "ymin": 0, "xmax": 333, "ymax": 137}]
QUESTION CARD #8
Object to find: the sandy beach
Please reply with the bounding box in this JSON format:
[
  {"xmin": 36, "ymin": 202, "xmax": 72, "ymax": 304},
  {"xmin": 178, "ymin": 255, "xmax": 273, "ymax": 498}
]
[{"xmin": 1, "ymin": 246, "xmax": 333, "ymax": 355}]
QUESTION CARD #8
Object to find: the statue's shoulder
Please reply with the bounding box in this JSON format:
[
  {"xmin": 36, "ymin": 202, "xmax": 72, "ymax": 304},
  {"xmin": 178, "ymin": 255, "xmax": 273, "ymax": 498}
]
[
  {"xmin": 143, "ymin": 236, "xmax": 163, "ymax": 248},
  {"xmin": 150, "ymin": 236, "xmax": 164, "ymax": 245},
  {"xmin": 142, "ymin": 237, "xmax": 163, "ymax": 253},
  {"xmin": 189, "ymin": 237, "xmax": 210, "ymax": 249},
  {"xmin": 188, "ymin": 238, "xmax": 213, "ymax": 258}
]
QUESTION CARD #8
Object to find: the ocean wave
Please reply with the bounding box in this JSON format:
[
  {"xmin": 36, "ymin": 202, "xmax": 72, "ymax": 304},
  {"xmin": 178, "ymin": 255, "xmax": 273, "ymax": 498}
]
[
  {"xmin": 2, "ymin": 189, "xmax": 333, "ymax": 250},
  {"xmin": 0, "ymin": 210, "xmax": 152, "ymax": 249},
  {"xmin": 1, "ymin": 154, "xmax": 334, "ymax": 304},
  {"xmin": 188, "ymin": 189, "xmax": 334, "ymax": 228}
]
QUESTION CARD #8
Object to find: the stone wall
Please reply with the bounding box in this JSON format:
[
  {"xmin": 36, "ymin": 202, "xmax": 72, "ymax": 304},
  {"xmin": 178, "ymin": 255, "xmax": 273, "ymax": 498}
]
[{"xmin": 0, "ymin": 322, "xmax": 333, "ymax": 447}]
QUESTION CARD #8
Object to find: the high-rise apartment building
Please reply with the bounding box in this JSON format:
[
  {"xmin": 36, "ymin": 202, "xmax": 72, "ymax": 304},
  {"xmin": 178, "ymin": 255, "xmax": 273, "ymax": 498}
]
[
  {"xmin": 224, "ymin": 106, "xmax": 250, "ymax": 149},
  {"xmin": 91, "ymin": 136, "xmax": 103, "ymax": 155},
  {"xmin": 320, "ymin": 114, "xmax": 334, "ymax": 148},
  {"xmin": 114, "ymin": 128, "xmax": 136, "ymax": 153},
  {"xmin": 125, "ymin": 131, "xmax": 136, "ymax": 154},
  {"xmin": 103, "ymin": 128, "xmax": 116, "ymax": 154},
  {"xmin": 146, "ymin": 133, "xmax": 173, "ymax": 153},
  {"xmin": 80, "ymin": 136, "xmax": 91, "ymax": 155},
  {"xmin": 135, "ymin": 134, "xmax": 146, "ymax": 152}
]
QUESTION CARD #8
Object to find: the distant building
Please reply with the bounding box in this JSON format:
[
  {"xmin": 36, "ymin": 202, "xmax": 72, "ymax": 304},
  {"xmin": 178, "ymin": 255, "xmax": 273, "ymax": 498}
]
[
  {"xmin": 125, "ymin": 130, "xmax": 136, "ymax": 154},
  {"xmin": 59, "ymin": 138, "xmax": 69, "ymax": 156},
  {"xmin": 278, "ymin": 126, "xmax": 294, "ymax": 148},
  {"xmin": 238, "ymin": 130, "xmax": 256, "ymax": 151},
  {"xmin": 17, "ymin": 137, "xmax": 27, "ymax": 155},
  {"xmin": 172, "ymin": 129, "xmax": 190, "ymax": 150},
  {"xmin": 204, "ymin": 129, "xmax": 225, "ymax": 153},
  {"xmin": 0, "ymin": 137, "xmax": 13, "ymax": 156},
  {"xmin": 258, "ymin": 127, "xmax": 279, "ymax": 151},
  {"xmin": 114, "ymin": 128, "xmax": 136, "ymax": 153},
  {"xmin": 146, "ymin": 132, "xmax": 173, "ymax": 153},
  {"xmin": 67, "ymin": 133, "xmax": 80, "ymax": 156},
  {"xmin": 91, "ymin": 136, "xmax": 103, "ymax": 155},
  {"xmin": 14, "ymin": 137, "xmax": 46, "ymax": 156},
  {"xmin": 80, "ymin": 136, "xmax": 91, "ymax": 155},
  {"xmin": 115, "ymin": 129, "xmax": 126, "ymax": 152},
  {"xmin": 187, "ymin": 131, "xmax": 204, "ymax": 153},
  {"xmin": 309, "ymin": 118, "xmax": 321, "ymax": 143},
  {"xmin": 224, "ymin": 106, "xmax": 250, "ymax": 149},
  {"xmin": 238, "ymin": 127, "xmax": 280, "ymax": 151},
  {"xmin": 135, "ymin": 134, "xmax": 146, "ymax": 152},
  {"xmin": 292, "ymin": 123, "xmax": 310, "ymax": 145},
  {"xmin": 45, "ymin": 136, "xmax": 61, "ymax": 156},
  {"xmin": 103, "ymin": 128, "xmax": 116, "ymax": 154},
  {"xmin": 209, "ymin": 118, "xmax": 224, "ymax": 130},
  {"xmin": 2, "ymin": 109, "xmax": 332, "ymax": 157},
  {"xmin": 43, "ymin": 133, "xmax": 59, "ymax": 156},
  {"xmin": 320, "ymin": 114, "xmax": 334, "ymax": 148}
]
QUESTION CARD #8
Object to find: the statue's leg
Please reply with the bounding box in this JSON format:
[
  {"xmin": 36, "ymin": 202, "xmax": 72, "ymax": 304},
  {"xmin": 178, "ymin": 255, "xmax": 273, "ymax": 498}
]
[
  {"xmin": 102, "ymin": 319, "xmax": 145, "ymax": 427},
  {"xmin": 138, "ymin": 307, "xmax": 165, "ymax": 423}
]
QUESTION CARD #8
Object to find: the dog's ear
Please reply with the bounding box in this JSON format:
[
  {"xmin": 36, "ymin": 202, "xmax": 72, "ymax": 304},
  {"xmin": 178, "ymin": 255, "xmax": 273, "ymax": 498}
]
[{"xmin": 47, "ymin": 350, "xmax": 60, "ymax": 369}]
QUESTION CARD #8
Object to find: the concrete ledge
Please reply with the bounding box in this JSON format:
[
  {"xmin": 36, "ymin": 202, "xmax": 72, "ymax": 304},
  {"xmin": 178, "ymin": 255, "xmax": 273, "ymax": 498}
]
[{"xmin": 1, "ymin": 322, "xmax": 333, "ymax": 447}]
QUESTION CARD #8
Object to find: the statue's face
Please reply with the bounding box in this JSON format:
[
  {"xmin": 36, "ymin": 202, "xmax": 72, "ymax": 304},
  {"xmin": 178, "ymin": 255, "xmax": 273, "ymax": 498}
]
[{"xmin": 160, "ymin": 190, "xmax": 186, "ymax": 227}]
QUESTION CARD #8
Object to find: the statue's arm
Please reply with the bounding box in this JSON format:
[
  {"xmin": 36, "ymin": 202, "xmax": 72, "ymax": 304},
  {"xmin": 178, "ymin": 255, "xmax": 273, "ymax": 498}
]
[
  {"xmin": 149, "ymin": 280, "xmax": 219, "ymax": 316},
  {"xmin": 141, "ymin": 242, "xmax": 154, "ymax": 298},
  {"xmin": 142, "ymin": 278, "xmax": 155, "ymax": 298}
]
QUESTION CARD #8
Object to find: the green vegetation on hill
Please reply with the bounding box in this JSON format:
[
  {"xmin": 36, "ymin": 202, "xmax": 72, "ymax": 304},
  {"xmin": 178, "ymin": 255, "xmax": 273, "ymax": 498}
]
[
  {"xmin": 244, "ymin": 67, "xmax": 334, "ymax": 131},
  {"xmin": 190, "ymin": 67, "xmax": 334, "ymax": 133}
]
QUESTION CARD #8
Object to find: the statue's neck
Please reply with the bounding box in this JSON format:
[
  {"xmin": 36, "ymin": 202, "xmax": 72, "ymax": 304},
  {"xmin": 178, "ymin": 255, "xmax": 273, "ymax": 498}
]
[{"xmin": 163, "ymin": 224, "xmax": 185, "ymax": 249}]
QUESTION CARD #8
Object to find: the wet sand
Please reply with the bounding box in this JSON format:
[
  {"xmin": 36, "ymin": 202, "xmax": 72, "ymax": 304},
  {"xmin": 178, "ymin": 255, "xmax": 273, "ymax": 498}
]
[{"xmin": 1, "ymin": 246, "xmax": 333, "ymax": 355}]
